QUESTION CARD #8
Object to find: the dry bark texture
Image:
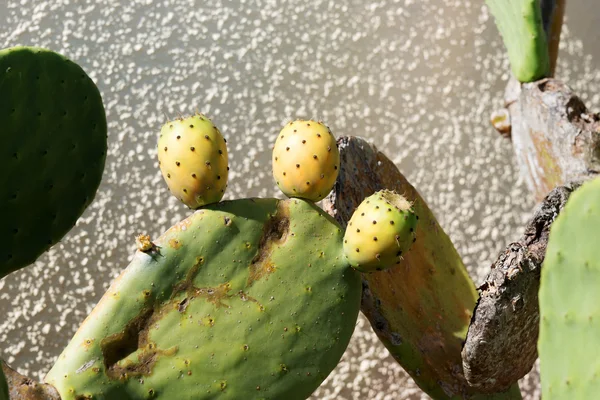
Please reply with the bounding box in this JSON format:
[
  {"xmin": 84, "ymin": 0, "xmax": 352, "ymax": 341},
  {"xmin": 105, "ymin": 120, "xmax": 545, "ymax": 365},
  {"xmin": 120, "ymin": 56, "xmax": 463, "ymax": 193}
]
[
  {"xmin": 461, "ymin": 182, "xmax": 579, "ymax": 393},
  {"xmin": 1, "ymin": 361, "xmax": 60, "ymax": 400},
  {"xmin": 505, "ymin": 77, "xmax": 599, "ymax": 201}
]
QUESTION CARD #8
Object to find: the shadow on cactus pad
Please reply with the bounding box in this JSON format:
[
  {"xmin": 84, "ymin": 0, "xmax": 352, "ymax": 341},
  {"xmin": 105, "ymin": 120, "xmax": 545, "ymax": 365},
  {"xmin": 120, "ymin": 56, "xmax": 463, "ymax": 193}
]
[{"xmin": 0, "ymin": 46, "xmax": 107, "ymax": 278}]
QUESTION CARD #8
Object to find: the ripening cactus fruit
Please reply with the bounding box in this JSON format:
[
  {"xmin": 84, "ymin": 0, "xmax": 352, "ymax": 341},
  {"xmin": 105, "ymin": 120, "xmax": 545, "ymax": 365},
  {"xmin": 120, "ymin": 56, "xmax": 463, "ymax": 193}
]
[
  {"xmin": 45, "ymin": 198, "xmax": 361, "ymax": 400},
  {"xmin": 0, "ymin": 46, "xmax": 107, "ymax": 278},
  {"xmin": 272, "ymin": 120, "xmax": 340, "ymax": 201},
  {"xmin": 343, "ymin": 190, "xmax": 417, "ymax": 272},
  {"xmin": 539, "ymin": 177, "xmax": 600, "ymax": 399},
  {"xmin": 158, "ymin": 114, "xmax": 228, "ymax": 208}
]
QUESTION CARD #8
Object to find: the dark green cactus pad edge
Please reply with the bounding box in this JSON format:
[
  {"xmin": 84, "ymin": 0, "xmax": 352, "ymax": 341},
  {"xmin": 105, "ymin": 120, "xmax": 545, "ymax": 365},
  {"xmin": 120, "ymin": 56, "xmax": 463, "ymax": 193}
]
[
  {"xmin": 486, "ymin": 0, "xmax": 550, "ymax": 82},
  {"xmin": 0, "ymin": 364, "xmax": 7, "ymax": 400},
  {"xmin": 0, "ymin": 46, "xmax": 107, "ymax": 278},
  {"xmin": 539, "ymin": 177, "xmax": 600, "ymax": 399},
  {"xmin": 45, "ymin": 198, "xmax": 361, "ymax": 400}
]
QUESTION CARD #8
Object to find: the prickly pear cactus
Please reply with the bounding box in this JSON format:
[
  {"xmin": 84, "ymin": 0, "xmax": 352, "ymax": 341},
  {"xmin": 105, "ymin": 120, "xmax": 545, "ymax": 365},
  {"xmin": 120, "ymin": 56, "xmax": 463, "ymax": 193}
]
[
  {"xmin": 0, "ymin": 46, "xmax": 107, "ymax": 278},
  {"xmin": 45, "ymin": 198, "xmax": 361, "ymax": 399},
  {"xmin": 343, "ymin": 190, "xmax": 417, "ymax": 272},
  {"xmin": 538, "ymin": 177, "xmax": 600, "ymax": 399},
  {"xmin": 272, "ymin": 120, "xmax": 339, "ymax": 201},
  {"xmin": 158, "ymin": 114, "xmax": 228, "ymax": 208},
  {"xmin": 0, "ymin": 363, "xmax": 7, "ymax": 400},
  {"xmin": 486, "ymin": 0, "xmax": 550, "ymax": 82}
]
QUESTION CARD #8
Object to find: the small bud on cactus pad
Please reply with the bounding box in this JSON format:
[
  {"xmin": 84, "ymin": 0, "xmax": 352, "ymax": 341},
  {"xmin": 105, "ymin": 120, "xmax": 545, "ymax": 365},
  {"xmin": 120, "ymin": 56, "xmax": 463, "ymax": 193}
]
[
  {"xmin": 272, "ymin": 119, "xmax": 340, "ymax": 201},
  {"xmin": 343, "ymin": 190, "xmax": 417, "ymax": 272},
  {"xmin": 0, "ymin": 46, "xmax": 107, "ymax": 278},
  {"xmin": 157, "ymin": 114, "xmax": 228, "ymax": 208}
]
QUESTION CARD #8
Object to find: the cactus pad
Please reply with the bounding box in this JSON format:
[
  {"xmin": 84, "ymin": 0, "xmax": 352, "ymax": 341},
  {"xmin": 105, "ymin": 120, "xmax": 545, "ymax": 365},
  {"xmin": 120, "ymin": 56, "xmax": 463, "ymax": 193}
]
[
  {"xmin": 539, "ymin": 177, "xmax": 600, "ymax": 399},
  {"xmin": 486, "ymin": 0, "xmax": 550, "ymax": 82},
  {"xmin": 45, "ymin": 198, "xmax": 361, "ymax": 399},
  {"xmin": 0, "ymin": 46, "xmax": 107, "ymax": 278},
  {"xmin": 0, "ymin": 364, "xmax": 7, "ymax": 400},
  {"xmin": 158, "ymin": 115, "xmax": 228, "ymax": 208},
  {"xmin": 272, "ymin": 120, "xmax": 340, "ymax": 201},
  {"xmin": 343, "ymin": 190, "xmax": 417, "ymax": 272}
]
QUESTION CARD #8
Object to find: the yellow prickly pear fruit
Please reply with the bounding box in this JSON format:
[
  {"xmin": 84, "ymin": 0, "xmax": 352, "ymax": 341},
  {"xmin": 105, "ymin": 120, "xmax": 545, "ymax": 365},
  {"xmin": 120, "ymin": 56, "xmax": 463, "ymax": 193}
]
[
  {"xmin": 157, "ymin": 114, "xmax": 228, "ymax": 208},
  {"xmin": 343, "ymin": 190, "xmax": 417, "ymax": 272},
  {"xmin": 272, "ymin": 119, "xmax": 340, "ymax": 201}
]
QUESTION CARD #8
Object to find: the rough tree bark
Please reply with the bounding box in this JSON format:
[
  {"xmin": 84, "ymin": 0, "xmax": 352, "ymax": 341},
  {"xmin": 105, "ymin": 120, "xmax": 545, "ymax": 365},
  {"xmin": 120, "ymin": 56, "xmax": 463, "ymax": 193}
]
[
  {"xmin": 502, "ymin": 78, "xmax": 599, "ymax": 201},
  {"xmin": 461, "ymin": 182, "xmax": 580, "ymax": 392},
  {"xmin": 1, "ymin": 361, "xmax": 60, "ymax": 400}
]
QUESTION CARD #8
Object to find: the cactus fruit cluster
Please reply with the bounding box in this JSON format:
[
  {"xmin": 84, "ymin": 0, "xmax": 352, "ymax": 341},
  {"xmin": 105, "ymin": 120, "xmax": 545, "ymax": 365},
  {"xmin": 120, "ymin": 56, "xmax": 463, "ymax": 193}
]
[
  {"xmin": 343, "ymin": 190, "xmax": 417, "ymax": 272},
  {"xmin": 157, "ymin": 114, "xmax": 229, "ymax": 208},
  {"xmin": 538, "ymin": 176, "xmax": 600, "ymax": 399},
  {"xmin": 0, "ymin": 46, "xmax": 107, "ymax": 279},
  {"xmin": 272, "ymin": 120, "xmax": 340, "ymax": 202},
  {"xmin": 0, "ymin": 14, "xmax": 589, "ymax": 396},
  {"xmin": 486, "ymin": 0, "xmax": 550, "ymax": 82},
  {"xmin": 41, "ymin": 119, "xmax": 420, "ymax": 398}
]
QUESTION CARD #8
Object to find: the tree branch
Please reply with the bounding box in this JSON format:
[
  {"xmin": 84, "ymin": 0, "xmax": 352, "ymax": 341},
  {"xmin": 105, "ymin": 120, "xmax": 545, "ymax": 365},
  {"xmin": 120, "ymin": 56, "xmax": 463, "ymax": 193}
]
[{"xmin": 461, "ymin": 182, "xmax": 580, "ymax": 392}]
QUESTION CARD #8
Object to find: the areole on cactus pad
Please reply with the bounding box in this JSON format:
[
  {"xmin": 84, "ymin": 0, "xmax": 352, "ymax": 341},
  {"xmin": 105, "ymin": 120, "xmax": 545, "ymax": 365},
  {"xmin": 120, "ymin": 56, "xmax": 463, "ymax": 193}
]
[
  {"xmin": 45, "ymin": 198, "xmax": 362, "ymax": 399},
  {"xmin": 0, "ymin": 46, "xmax": 107, "ymax": 278}
]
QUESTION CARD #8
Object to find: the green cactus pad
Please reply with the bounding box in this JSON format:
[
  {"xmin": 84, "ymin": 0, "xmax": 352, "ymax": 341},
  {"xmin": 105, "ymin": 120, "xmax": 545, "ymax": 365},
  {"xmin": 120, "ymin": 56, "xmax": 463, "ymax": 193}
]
[
  {"xmin": 486, "ymin": 0, "xmax": 550, "ymax": 82},
  {"xmin": 45, "ymin": 198, "xmax": 361, "ymax": 399},
  {"xmin": 0, "ymin": 46, "xmax": 107, "ymax": 278},
  {"xmin": 343, "ymin": 190, "xmax": 417, "ymax": 272},
  {"xmin": 158, "ymin": 115, "xmax": 228, "ymax": 208},
  {"xmin": 0, "ymin": 363, "xmax": 7, "ymax": 400},
  {"xmin": 539, "ymin": 177, "xmax": 600, "ymax": 399}
]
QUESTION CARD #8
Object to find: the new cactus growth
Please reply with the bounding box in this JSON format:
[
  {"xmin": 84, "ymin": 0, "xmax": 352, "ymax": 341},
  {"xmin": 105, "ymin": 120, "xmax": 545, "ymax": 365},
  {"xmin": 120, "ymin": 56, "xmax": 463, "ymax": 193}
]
[
  {"xmin": 538, "ymin": 177, "xmax": 600, "ymax": 399},
  {"xmin": 485, "ymin": 0, "xmax": 550, "ymax": 82},
  {"xmin": 158, "ymin": 114, "xmax": 228, "ymax": 208},
  {"xmin": 272, "ymin": 120, "xmax": 340, "ymax": 201},
  {"xmin": 45, "ymin": 198, "xmax": 361, "ymax": 399},
  {"xmin": 0, "ymin": 46, "xmax": 107, "ymax": 278},
  {"xmin": 343, "ymin": 190, "xmax": 417, "ymax": 272}
]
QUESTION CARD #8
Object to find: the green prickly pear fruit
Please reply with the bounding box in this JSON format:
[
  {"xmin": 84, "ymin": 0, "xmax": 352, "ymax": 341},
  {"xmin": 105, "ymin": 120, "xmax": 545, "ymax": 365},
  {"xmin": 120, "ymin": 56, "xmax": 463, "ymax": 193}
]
[
  {"xmin": 343, "ymin": 190, "xmax": 417, "ymax": 272},
  {"xmin": 157, "ymin": 114, "xmax": 228, "ymax": 208},
  {"xmin": 0, "ymin": 46, "xmax": 107, "ymax": 278},
  {"xmin": 272, "ymin": 120, "xmax": 340, "ymax": 202},
  {"xmin": 486, "ymin": 0, "xmax": 550, "ymax": 82},
  {"xmin": 539, "ymin": 176, "xmax": 600, "ymax": 399},
  {"xmin": 45, "ymin": 198, "xmax": 361, "ymax": 400}
]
